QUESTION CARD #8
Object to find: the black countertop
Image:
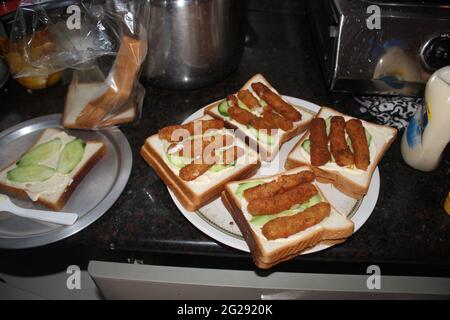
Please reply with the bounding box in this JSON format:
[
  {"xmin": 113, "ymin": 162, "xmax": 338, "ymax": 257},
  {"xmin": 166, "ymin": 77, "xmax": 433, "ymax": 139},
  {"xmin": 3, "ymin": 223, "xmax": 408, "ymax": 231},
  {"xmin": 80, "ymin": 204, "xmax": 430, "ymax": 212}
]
[{"xmin": 0, "ymin": 1, "xmax": 449, "ymax": 277}]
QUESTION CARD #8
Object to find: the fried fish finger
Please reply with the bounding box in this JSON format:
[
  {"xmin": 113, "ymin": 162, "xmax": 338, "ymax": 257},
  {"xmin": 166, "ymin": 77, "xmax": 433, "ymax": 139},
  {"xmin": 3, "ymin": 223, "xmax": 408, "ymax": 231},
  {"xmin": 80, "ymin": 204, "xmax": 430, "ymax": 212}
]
[
  {"xmin": 345, "ymin": 119, "xmax": 370, "ymax": 170},
  {"xmin": 159, "ymin": 119, "xmax": 225, "ymax": 142},
  {"xmin": 237, "ymin": 90, "xmax": 260, "ymax": 109},
  {"xmin": 179, "ymin": 163, "xmax": 212, "ymax": 181},
  {"xmin": 226, "ymin": 94, "xmax": 239, "ymax": 108},
  {"xmin": 261, "ymin": 202, "xmax": 331, "ymax": 240},
  {"xmin": 310, "ymin": 118, "xmax": 331, "ymax": 166},
  {"xmin": 262, "ymin": 106, "xmax": 294, "ymax": 131},
  {"xmin": 251, "ymin": 82, "xmax": 301, "ymax": 122},
  {"xmin": 228, "ymin": 106, "xmax": 256, "ymax": 125},
  {"xmin": 247, "ymin": 183, "xmax": 318, "ymax": 216},
  {"xmin": 329, "ymin": 116, "xmax": 354, "ymax": 167},
  {"xmin": 243, "ymin": 170, "xmax": 315, "ymax": 201},
  {"xmin": 179, "ymin": 146, "xmax": 244, "ymax": 181}
]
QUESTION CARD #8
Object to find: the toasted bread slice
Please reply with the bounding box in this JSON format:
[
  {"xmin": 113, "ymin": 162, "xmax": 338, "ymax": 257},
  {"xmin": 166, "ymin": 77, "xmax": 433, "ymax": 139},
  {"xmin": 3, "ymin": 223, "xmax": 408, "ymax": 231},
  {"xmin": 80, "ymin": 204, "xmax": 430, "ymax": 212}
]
[
  {"xmin": 286, "ymin": 107, "xmax": 397, "ymax": 199},
  {"xmin": 0, "ymin": 128, "xmax": 106, "ymax": 211},
  {"xmin": 62, "ymin": 82, "xmax": 137, "ymax": 129},
  {"xmin": 140, "ymin": 115, "xmax": 261, "ymax": 212},
  {"xmin": 204, "ymin": 74, "xmax": 314, "ymax": 162},
  {"xmin": 222, "ymin": 166, "xmax": 354, "ymax": 269}
]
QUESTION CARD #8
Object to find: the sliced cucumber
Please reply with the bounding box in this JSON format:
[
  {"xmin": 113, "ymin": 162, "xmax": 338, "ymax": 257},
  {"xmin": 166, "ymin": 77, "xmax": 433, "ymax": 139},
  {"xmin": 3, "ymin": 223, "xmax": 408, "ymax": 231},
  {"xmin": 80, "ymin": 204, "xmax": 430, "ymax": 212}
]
[
  {"xmin": 250, "ymin": 195, "xmax": 322, "ymax": 227},
  {"xmin": 325, "ymin": 116, "xmax": 332, "ymax": 136},
  {"xmin": 57, "ymin": 139, "xmax": 86, "ymax": 174},
  {"xmin": 291, "ymin": 194, "xmax": 322, "ymax": 211},
  {"xmin": 17, "ymin": 138, "xmax": 62, "ymax": 167},
  {"xmin": 301, "ymin": 139, "xmax": 311, "ymax": 154},
  {"xmin": 7, "ymin": 165, "xmax": 55, "ymax": 183},
  {"xmin": 218, "ymin": 100, "xmax": 229, "ymax": 117},
  {"xmin": 235, "ymin": 180, "xmax": 265, "ymax": 199},
  {"xmin": 365, "ymin": 128, "xmax": 372, "ymax": 146},
  {"xmin": 237, "ymin": 100, "xmax": 252, "ymax": 112},
  {"xmin": 209, "ymin": 164, "xmax": 228, "ymax": 172},
  {"xmin": 167, "ymin": 154, "xmax": 191, "ymax": 169}
]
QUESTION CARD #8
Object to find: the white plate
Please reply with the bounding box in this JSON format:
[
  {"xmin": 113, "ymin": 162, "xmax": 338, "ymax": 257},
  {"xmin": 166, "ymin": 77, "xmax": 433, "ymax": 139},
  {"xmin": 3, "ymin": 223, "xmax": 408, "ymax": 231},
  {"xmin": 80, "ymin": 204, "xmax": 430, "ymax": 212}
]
[{"xmin": 168, "ymin": 96, "xmax": 379, "ymax": 253}]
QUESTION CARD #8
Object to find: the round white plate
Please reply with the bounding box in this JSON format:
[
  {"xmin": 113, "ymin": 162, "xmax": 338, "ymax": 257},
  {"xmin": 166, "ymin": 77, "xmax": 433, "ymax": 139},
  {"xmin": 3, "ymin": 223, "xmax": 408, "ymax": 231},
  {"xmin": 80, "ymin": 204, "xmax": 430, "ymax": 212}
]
[{"xmin": 168, "ymin": 96, "xmax": 379, "ymax": 253}]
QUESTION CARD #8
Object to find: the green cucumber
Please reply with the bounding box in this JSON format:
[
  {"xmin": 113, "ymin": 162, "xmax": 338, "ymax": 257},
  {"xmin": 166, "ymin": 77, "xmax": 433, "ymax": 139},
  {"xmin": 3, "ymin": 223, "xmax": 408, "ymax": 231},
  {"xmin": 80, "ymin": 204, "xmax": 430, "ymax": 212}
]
[
  {"xmin": 209, "ymin": 164, "xmax": 229, "ymax": 172},
  {"xmin": 167, "ymin": 154, "xmax": 191, "ymax": 169},
  {"xmin": 17, "ymin": 138, "xmax": 62, "ymax": 167},
  {"xmin": 7, "ymin": 165, "xmax": 55, "ymax": 183},
  {"xmin": 237, "ymin": 100, "xmax": 252, "ymax": 112},
  {"xmin": 56, "ymin": 139, "xmax": 86, "ymax": 174},
  {"xmin": 325, "ymin": 116, "xmax": 332, "ymax": 136},
  {"xmin": 365, "ymin": 129, "xmax": 372, "ymax": 146},
  {"xmin": 235, "ymin": 180, "xmax": 265, "ymax": 199},
  {"xmin": 301, "ymin": 139, "xmax": 311, "ymax": 154},
  {"xmin": 218, "ymin": 100, "xmax": 229, "ymax": 117},
  {"xmin": 250, "ymin": 194, "xmax": 322, "ymax": 227}
]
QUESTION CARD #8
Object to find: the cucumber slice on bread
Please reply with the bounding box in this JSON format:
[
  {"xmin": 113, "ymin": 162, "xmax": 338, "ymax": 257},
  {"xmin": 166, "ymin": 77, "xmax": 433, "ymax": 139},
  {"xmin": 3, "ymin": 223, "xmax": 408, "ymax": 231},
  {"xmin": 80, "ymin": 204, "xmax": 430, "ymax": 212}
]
[
  {"xmin": 17, "ymin": 138, "xmax": 62, "ymax": 167},
  {"xmin": 7, "ymin": 165, "xmax": 56, "ymax": 183},
  {"xmin": 57, "ymin": 139, "xmax": 86, "ymax": 174}
]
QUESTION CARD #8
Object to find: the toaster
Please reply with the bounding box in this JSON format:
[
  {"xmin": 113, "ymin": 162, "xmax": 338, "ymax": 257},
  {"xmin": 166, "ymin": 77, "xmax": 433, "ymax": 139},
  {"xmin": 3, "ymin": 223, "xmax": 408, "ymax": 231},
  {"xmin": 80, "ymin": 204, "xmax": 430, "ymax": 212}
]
[{"xmin": 307, "ymin": 0, "xmax": 450, "ymax": 96}]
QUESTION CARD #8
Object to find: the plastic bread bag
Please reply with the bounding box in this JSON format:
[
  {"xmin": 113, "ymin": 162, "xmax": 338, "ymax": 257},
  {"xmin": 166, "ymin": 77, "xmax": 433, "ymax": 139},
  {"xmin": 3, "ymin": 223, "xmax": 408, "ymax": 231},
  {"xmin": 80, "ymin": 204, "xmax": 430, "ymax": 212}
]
[
  {"xmin": 2, "ymin": 0, "xmax": 148, "ymax": 129},
  {"xmin": 62, "ymin": 0, "xmax": 148, "ymax": 129},
  {"xmin": 1, "ymin": 0, "xmax": 118, "ymax": 89}
]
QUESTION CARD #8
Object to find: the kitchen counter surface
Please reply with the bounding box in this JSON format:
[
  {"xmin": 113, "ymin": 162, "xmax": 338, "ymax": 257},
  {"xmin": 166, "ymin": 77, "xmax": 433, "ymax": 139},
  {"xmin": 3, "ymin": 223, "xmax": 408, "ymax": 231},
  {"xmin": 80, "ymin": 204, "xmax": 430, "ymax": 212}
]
[{"xmin": 0, "ymin": 2, "xmax": 449, "ymax": 277}]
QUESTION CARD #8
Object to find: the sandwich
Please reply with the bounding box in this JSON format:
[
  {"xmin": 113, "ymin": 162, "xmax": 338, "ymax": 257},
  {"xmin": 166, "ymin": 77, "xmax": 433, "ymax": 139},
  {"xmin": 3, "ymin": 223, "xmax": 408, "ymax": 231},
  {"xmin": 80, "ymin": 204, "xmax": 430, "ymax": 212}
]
[
  {"xmin": 63, "ymin": 35, "xmax": 146, "ymax": 129},
  {"xmin": 221, "ymin": 166, "xmax": 354, "ymax": 269},
  {"xmin": 286, "ymin": 107, "xmax": 397, "ymax": 199},
  {"xmin": 0, "ymin": 128, "xmax": 106, "ymax": 211},
  {"xmin": 140, "ymin": 115, "xmax": 261, "ymax": 211},
  {"xmin": 204, "ymin": 74, "xmax": 314, "ymax": 161}
]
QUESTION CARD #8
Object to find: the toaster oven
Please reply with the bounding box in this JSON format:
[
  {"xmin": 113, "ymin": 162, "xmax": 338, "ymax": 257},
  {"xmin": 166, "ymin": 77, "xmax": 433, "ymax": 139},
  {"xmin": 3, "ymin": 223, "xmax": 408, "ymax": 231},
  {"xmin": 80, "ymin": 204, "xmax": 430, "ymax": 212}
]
[{"xmin": 307, "ymin": 0, "xmax": 450, "ymax": 95}]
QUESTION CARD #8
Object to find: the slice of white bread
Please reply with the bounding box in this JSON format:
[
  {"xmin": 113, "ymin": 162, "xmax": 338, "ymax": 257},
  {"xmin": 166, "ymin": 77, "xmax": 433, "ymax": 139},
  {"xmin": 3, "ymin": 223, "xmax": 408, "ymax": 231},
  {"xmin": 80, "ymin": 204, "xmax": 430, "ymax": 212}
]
[
  {"xmin": 286, "ymin": 107, "xmax": 397, "ymax": 199},
  {"xmin": 204, "ymin": 74, "xmax": 314, "ymax": 162},
  {"xmin": 0, "ymin": 128, "xmax": 106, "ymax": 211},
  {"xmin": 140, "ymin": 115, "xmax": 261, "ymax": 212},
  {"xmin": 222, "ymin": 166, "xmax": 354, "ymax": 269},
  {"xmin": 62, "ymin": 82, "xmax": 137, "ymax": 129}
]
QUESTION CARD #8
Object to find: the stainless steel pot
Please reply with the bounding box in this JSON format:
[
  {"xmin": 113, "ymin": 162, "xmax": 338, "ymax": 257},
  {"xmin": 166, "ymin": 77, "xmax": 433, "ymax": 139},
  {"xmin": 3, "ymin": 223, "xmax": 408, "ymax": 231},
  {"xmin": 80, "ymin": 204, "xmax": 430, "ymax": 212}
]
[{"xmin": 143, "ymin": 0, "xmax": 246, "ymax": 89}]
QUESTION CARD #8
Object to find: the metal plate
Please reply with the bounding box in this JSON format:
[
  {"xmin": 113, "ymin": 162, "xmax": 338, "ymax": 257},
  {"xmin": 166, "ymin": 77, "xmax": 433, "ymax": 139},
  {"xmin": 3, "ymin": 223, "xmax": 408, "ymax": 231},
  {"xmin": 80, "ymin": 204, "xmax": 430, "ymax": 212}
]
[{"xmin": 0, "ymin": 114, "xmax": 132, "ymax": 249}]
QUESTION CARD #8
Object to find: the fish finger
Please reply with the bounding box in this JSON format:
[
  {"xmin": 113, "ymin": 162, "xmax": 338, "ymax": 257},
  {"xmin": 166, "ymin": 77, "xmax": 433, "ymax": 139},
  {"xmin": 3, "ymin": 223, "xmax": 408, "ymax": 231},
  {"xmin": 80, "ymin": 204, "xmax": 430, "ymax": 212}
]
[
  {"xmin": 310, "ymin": 118, "xmax": 331, "ymax": 166},
  {"xmin": 262, "ymin": 202, "xmax": 331, "ymax": 240},
  {"xmin": 346, "ymin": 119, "xmax": 370, "ymax": 170},
  {"xmin": 247, "ymin": 183, "xmax": 318, "ymax": 216},
  {"xmin": 251, "ymin": 82, "xmax": 301, "ymax": 122},
  {"xmin": 243, "ymin": 170, "xmax": 315, "ymax": 201},
  {"xmin": 329, "ymin": 116, "xmax": 354, "ymax": 167}
]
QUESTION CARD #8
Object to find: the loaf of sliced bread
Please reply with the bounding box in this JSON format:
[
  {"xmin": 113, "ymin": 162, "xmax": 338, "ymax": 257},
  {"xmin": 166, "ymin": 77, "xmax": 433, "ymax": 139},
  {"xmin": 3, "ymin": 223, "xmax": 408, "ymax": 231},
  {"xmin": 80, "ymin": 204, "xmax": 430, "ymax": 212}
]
[{"xmin": 62, "ymin": 82, "xmax": 138, "ymax": 129}]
